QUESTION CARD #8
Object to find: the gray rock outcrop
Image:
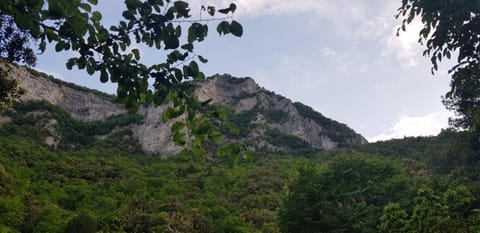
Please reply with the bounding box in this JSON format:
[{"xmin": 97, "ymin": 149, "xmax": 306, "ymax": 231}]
[{"xmin": 6, "ymin": 64, "xmax": 367, "ymax": 156}]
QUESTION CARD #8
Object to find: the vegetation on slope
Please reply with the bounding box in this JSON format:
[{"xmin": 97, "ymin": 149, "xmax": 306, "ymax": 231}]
[
  {"xmin": 293, "ymin": 102, "xmax": 363, "ymax": 146},
  {"xmin": 1, "ymin": 101, "xmax": 480, "ymax": 232}
]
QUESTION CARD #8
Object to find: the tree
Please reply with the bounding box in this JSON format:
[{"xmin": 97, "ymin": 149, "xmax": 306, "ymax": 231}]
[
  {"xmin": 1, "ymin": 0, "xmax": 242, "ymax": 110},
  {"xmin": 1, "ymin": 0, "xmax": 243, "ymax": 151},
  {"xmin": 380, "ymin": 185, "xmax": 480, "ymax": 233},
  {"xmin": 0, "ymin": 15, "xmax": 36, "ymax": 66},
  {"xmin": 0, "ymin": 15, "xmax": 34, "ymax": 110},
  {"xmin": 396, "ymin": 1, "xmax": 480, "ymax": 131},
  {"xmin": 0, "ymin": 66, "xmax": 25, "ymax": 110},
  {"xmin": 278, "ymin": 155, "xmax": 411, "ymax": 233}
]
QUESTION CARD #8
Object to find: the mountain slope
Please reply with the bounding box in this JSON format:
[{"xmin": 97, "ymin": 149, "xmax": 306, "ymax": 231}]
[
  {"xmin": 4, "ymin": 64, "xmax": 366, "ymax": 156},
  {"xmin": 196, "ymin": 75, "xmax": 367, "ymax": 152}
]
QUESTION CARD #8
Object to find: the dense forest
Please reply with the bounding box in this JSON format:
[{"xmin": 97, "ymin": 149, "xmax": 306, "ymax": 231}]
[{"xmin": 1, "ymin": 101, "xmax": 479, "ymax": 233}]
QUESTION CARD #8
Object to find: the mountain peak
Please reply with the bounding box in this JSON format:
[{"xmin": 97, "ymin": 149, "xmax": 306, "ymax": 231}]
[
  {"xmin": 196, "ymin": 74, "xmax": 367, "ymax": 152},
  {"xmin": 5, "ymin": 64, "xmax": 366, "ymax": 156}
]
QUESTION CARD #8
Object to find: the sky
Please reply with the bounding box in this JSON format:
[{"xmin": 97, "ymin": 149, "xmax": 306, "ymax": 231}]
[{"xmin": 35, "ymin": 0, "xmax": 456, "ymax": 142}]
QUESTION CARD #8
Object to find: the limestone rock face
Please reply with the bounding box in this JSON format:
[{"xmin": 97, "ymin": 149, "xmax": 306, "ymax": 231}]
[
  {"xmin": 195, "ymin": 75, "xmax": 367, "ymax": 151},
  {"xmin": 8, "ymin": 64, "xmax": 367, "ymax": 156},
  {"xmin": 132, "ymin": 104, "xmax": 184, "ymax": 157},
  {"xmin": 5, "ymin": 64, "xmax": 126, "ymax": 121}
]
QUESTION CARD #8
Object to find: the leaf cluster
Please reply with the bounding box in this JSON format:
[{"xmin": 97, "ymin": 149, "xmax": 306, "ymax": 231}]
[
  {"xmin": 1, "ymin": 0, "xmax": 242, "ymax": 111},
  {"xmin": 0, "ymin": 15, "xmax": 36, "ymax": 66},
  {"xmin": 0, "ymin": 65, "xmax": 25, "ymax": 111},
  {"xmin": 397, "ymin": 0, "xmax": 480, "ymax": 131},
  {"xmin": 278, "ymin": 155, "xmax": 413, "ymax": 233}
]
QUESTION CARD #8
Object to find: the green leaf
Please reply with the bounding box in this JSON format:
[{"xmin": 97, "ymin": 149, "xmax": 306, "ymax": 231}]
[
  {"xmin": 175, "ymin": 25, "xmax": 182, "ymax": 37},
  {"xmin": 87, "ymin": 0, "xmax": 98, "ymax": 5},
  {"xmin": 174, "ymin": 1, "xmax": 189, "ymax": 10},
  {"xmin": 100, "ymin": 70, "xmax": 108, "ymax": 83},
  {"xmin": 183, "ymin": 65, "xmax": 192, "ymax": 77},
  {"xmin": 165, "ymin": 36, "xmax": 179, "ymax": 49},
  {"xmin": 207, "ymin": 6, "xmax": 215, "ymax": 16},
  {"xmin": 86, "ymin": 61, "xmax": 95, "ymax": 75},
  {"xmin": 198, "ymin": 55, "xmax": 208, "ymax": 63},
  {"xmin": 77, "ymin": 57, "xmax": 86, "ymax": 69},
  {"xmin": 45, "ymin": 29, "xmax": 58, "ymax": 42},
  {"xmin": 120, "ymin": 43, "xmax": 127, "ymax": 51},
  {"xmin": 188, "ymin": 23, "xmax": 206, "ymax": 43},
  {"xmin": 217, "ymin": 21, "xmax": 230, "ymax": 35},
  {"xmin": 218, "ymin": 3, "xmax": 237, "ymax": 14},
  {"xmin": 162, "ymin": 107, "xmax": 184, "ymax": 123},
  {"xmin": 55, "ymin": 42, "xmax": 64, "ymax": 52},
  {"xmin": 230, "ymin": 21, "xmax": 243, "ymax": 37},
  {"xmin": 181, "ymin": 43, "xmax": 194, "ymax": 52},
  {"xmin": 229, "ymin": 3, "xmax": 237, "ymax": 13},
  {"xmin": 189, "ymin": 61, "xmax": 199, "ymax": 75},
  {"xmin": 174, "ymin": 68, "xmax": 183, "ymax": 81},
  {"xmin": 39, "ymin": 41, "xmax": 46, "ymax": 52},
  {"xmin": 80, "ymin": 3, "xmax": 92, "ymax": 12},
  {"xmin": 91, "ymin": 11, "xmax": 102, "ymax": 21},
  {"xmin": 132, "ymin": 49, "xmax": 140, "ymax": 60},
  {"xmin": 195, "ymin": 72, "xmax": 205, "ymax": 80},
  {"xmin": 173, "ymin": 131, "xmax": 187, "ymax": 146},
  {"xmin": 66, "ymin": 58, "xmax": 77, "ymax": 70},
  {"xmin": 172, "ymin": 121, "xmax": 187, "ymax": 146}
]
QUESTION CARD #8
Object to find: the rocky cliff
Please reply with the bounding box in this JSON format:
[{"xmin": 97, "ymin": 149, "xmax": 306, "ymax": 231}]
[
  {"xmin": 196, "ymin": 75, "xmax": 367, "ymax": 152},
  {"xmin": 3, "ymin": 64, "xmax": 367, "ymax": 156},
  {"xmin": 4, "ymin": 63, "xmax": 126, "ymax": 121}
]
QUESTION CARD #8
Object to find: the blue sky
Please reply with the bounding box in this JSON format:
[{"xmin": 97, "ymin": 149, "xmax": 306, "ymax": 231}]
[{"xmin": 35, "ymin": 0, "xmax": 455, "ymax": 141}]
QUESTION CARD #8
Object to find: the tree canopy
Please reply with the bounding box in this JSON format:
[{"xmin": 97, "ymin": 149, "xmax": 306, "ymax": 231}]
[
  {"xmin": 0, "ymin": 15, "xmax": 36, "ymax": 66},
  {"xmin": 1, "ymin": 0, "xmax": 242, "ymax": 112},
  {"xmin": 0, "ymin": 15, "xmax": 34, "ymax": 109},
  {"xmin": 396, "ymin": 0, "xmax": 480, "ymax": 131},
  {"xmin": 278, "ymin": 155, "xmax": 412, "ymax": 233}
]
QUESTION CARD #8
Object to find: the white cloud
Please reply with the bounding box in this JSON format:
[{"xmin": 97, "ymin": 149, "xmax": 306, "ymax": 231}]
[
  {"xmin": 321, "ymin": 47, "xmax": 337, "ymax": 57},
  {"xmin": 192, "ymin": 0, "xmax": 368, "ymax": 27},
  {"xmin": 368, "ymin": 111, "xmax": 452, "ymax": 142},
  {"xmin": 382, "ymin": 19, "xmax": 425, "ymax": 69}
]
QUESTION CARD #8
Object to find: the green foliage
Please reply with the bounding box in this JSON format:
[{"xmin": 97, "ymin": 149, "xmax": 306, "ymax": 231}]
[
  {"xmin": 0, "ymin": 117, "xmax": 304, "ymax": 232},
  {"xmin": 397, "ymin": 0, "xmax": 480, "ymax": 132},
  {"xmin": 350, "ymin": 130, "xmax": 479, "ymax": 179},
  {"xmin": 293, "ymin": 102, "xmax": 361, "ymax": 147},
  {"xmin": 227, "ymin": 107, "xmax": 258, "ymax": 137},
  {"xmin": 380, "ymin": 185, "xmax": 480, "ymax": 233},
  {"xmin": 0, "ymin": 65, "xmax": 25, "ymax": 111},
  {"xmin": 2, "ymin": 100, "xmax": 144, "ymax": 150},
  {"xmin": 1, "ymin": 0, "xmax": 243, "ymax": 113},
  {"xmin": 1, "ymin": 0, "xmax": 244, "ymax": 156},
  {"xmin": 65, "ymin": 213, "xmax": 97, "ymax": 233},
  {"xmin": 265, "ymin": 129, "xmax": 311, "ymax": 151},
  {"xmin": 24, "ymin": 66, "xmax": 115, "ymax": 100},
  {"xmin": 0, "ymin": 14, "xmax": 35, "ymax": 110},
  {"xmin": 278, "ymin": 155, "xmax": 412, "ymax": 233},
  {"xmin": 2, "ymin": 100, "xmax": 480, "ymax": 232},
  {"xmin": 266, "ymin": 108, "xmax": 289, "ymax": 124},
  {"xmin": 0, "ymin": 16, "xmax": 36, "ymax": 66}
]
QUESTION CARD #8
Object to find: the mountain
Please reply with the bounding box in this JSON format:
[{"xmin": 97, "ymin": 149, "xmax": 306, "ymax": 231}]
[
  {"xmin": 2, "ymin": 63, "xmax": 366, "ymax": 156},
  {"xmin": 2, "ymin": 63, "xmax": 480, "ymax": 233}
]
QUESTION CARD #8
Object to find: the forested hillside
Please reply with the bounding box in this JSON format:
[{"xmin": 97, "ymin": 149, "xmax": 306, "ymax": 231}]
[
  {"xmin": 1, "ymin": 101, "xmax": 479, "ymax": 232},
  {"xmin": 1, "ymin": 0, "xmax": 480, "ymax": 232}
]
